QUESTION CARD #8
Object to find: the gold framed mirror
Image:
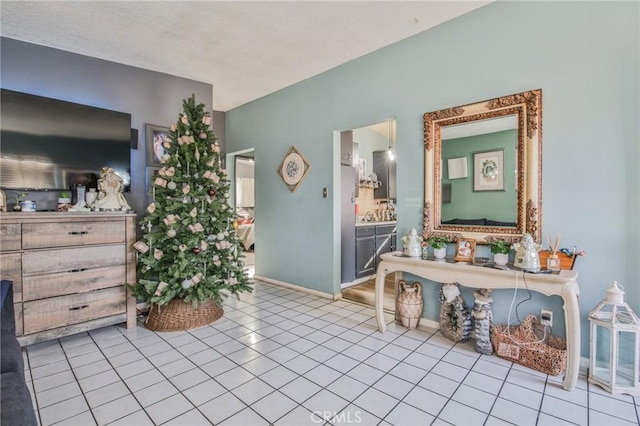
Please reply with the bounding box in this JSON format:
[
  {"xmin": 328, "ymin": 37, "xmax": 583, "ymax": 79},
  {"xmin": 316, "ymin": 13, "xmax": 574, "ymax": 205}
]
[{"xmin": 423, "ymin": 89, "xmax": 542, "ymax": 244}]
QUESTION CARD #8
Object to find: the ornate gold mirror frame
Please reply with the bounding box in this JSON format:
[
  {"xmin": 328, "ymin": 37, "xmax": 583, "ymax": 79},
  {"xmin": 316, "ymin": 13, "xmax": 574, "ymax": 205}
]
[{"xmin": 423, "ymin": 89, "xmax": 542, "ymax": 243}]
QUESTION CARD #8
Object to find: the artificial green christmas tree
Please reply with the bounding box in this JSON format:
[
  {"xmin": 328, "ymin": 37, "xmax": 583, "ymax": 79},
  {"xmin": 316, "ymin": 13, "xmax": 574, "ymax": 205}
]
[{"xmin": 131, "ymin": 95, "xmax": 252, "ymax": 329}]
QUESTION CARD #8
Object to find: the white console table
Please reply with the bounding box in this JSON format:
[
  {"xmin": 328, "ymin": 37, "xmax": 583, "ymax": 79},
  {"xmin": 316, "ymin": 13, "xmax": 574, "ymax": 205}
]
[{"xmin": 374, "ymin": 252, "xmax": 581, "ymax": 391}]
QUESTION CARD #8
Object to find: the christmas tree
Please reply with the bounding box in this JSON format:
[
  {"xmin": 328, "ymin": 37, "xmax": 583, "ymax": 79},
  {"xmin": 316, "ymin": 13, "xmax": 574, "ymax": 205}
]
[{"xmin": 131, "ymin": 95, "xmax": 252, "ymax": 309}]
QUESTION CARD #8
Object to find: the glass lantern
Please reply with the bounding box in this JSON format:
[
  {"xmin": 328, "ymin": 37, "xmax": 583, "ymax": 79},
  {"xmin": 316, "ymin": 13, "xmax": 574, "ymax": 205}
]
[{"xmin": 588, "ymin": 281, "xmax": 640, "ymax": 396}]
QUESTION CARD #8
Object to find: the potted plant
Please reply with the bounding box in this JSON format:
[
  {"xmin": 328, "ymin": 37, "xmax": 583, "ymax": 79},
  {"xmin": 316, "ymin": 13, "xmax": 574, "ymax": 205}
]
[
  {"xmin": 427, "ymin": 235, "xmax": 451, "ymax": 260},
  {"xmin": 487, "ymin": 239, "xmax": 511, "ymax": 266},
  {"xmin": 9, "ymin": 192, "xmax": 28, "ymax": 211}
]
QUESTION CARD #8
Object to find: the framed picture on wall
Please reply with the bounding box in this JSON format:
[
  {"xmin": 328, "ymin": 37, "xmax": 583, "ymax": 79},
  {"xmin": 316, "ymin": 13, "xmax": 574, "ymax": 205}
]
[
  {"xmin": 145, "ymin": 123, "xmax": 170, "ymax": 165},
  {"xmin": 473, "ymin": 149, "xmax": 505, "ymax": 191}
]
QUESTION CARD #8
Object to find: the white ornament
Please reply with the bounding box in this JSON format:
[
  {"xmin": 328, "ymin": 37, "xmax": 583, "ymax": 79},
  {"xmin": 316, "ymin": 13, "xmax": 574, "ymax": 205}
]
[
  {"xmin": 167, "ymin": 229, "xmax": 176, "ymax": 238},
  {"xmin": 167, "ymin": 181, "xmax": 177, "ymax": 190},
  {"xmin": 182, "ymin": 279, "xmax": 192, "ymax": 289}
]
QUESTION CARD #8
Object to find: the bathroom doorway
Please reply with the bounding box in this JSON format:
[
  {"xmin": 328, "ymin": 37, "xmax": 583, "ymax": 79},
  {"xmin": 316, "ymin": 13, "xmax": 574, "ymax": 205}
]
[{"xmin": 339, "ymin": 120, "xmax": 397, "ymax": 311}]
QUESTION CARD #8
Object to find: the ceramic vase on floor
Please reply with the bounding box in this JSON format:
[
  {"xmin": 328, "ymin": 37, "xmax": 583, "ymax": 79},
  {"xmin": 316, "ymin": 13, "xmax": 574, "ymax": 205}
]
[{"xmin": 396, "ymin": 280, "xmax": 423, "ymax": 329}]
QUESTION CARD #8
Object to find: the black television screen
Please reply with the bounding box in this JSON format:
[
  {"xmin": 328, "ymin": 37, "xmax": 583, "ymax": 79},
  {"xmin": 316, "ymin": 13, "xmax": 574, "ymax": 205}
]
[{"xmin": 0, "ymin": 89, "xmax": 131, "ymax": 191}]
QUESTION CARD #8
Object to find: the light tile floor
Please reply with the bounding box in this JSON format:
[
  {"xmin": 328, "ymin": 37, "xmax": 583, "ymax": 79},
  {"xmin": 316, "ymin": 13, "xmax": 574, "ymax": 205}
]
[{"xmin": 22, "ymin": 280, "xmax": 640, "ymax": 425}]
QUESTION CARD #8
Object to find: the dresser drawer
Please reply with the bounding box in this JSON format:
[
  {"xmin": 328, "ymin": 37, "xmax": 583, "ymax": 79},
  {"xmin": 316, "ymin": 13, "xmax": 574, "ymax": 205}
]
[
  {"xmin": 0, "ymin": 223, "xmax": 21, "ymax": 251},
  {"xmin": 22, "ymin": 221, "xmax": 125, "ymax": 249},
  {"xmin": 23, "ymin": 287, "xmax": 126, "ymax": 334},
  {"xmin": 23, "ymin": 265, "xmax": 126, "ymax": 301},
  {"xmin": 0, "ymin": 253, "xmax": 22, "ymax": 302},
  {"xmin": 22, "ymin": 244, "xmax": 125, "ymax": 276}
]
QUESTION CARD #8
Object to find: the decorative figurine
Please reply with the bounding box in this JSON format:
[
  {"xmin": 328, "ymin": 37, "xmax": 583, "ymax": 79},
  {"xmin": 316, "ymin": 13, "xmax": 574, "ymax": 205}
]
[
  {"xmin": 439, "ymin": 282, "xmax": 472, "ymax": 342},
  {"xmin": 513, "ymin": 233, "xmax": 541, "ymax": 271},
  {"xmin": 94, "ymin": 167, "xmax": 131, "ymax": 211},
  {"xmin": 472, "ymin": 288, "xmax": 494, "ymax": 354},
  {"xmin": 402, "ymin": 228, "xmax": 423, "ymax": 257}
]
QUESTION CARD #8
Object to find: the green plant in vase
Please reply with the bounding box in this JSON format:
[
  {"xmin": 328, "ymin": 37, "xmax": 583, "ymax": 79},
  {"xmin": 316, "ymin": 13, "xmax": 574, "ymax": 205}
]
[
  {"xmin": 427, "ymin": 235, "xmax": 451, "ymax": 259},
  {"xmin": 486, "ymin": 239, "xmax": 512, "ymax": 266}
]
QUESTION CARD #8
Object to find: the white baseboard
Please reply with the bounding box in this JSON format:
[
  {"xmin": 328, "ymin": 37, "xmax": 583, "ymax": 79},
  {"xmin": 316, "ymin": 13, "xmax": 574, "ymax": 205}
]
[{"xmin": 253, "ymin": 275, "xmax": 340, "ymax": 300}]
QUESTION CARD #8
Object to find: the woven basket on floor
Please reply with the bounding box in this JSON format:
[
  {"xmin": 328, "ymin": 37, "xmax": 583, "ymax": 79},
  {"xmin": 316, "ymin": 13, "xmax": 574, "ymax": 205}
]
[{"xmin": 145, "ymin": 298, "xmax": 223, "ymax": 332}]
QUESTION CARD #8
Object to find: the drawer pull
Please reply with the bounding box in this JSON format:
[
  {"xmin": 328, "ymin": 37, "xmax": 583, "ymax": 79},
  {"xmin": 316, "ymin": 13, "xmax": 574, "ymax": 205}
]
[
  {"xmin": 69, "ymin": 268, "xmax": 87, "ymax": 273},
  {"xmin": 69, "ymin": 304, "xmax": 89, "ymax": 311},
  {"xmin": 68, "ymin": 231, "xmax": 89, "ymax": 235}
]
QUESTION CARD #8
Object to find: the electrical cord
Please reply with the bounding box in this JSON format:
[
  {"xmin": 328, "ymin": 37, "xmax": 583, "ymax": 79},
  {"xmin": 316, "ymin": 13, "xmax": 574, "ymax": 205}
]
[{"xmin": 505, "ymin": 270, "xmax": 549, "ymax": 346}]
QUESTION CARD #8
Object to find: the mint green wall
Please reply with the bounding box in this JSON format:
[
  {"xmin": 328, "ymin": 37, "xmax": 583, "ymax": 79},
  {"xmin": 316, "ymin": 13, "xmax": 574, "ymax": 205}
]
[
  {"xmin": 441, "ymin": 130, "xmax": 517, "ymax": 223},
  {"xmin": 225, "ymin": 2, "xmax": 639, "ymax": 356}
]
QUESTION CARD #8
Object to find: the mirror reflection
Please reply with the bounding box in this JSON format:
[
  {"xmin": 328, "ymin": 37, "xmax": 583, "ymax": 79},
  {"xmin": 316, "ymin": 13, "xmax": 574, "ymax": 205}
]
[{"xmin": 441, "ymin": 116, "xmax": 518, "ymax": 227}]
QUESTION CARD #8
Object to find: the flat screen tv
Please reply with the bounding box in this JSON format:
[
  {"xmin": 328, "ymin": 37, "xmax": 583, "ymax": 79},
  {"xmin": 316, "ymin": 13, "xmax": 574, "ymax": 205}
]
[{"xmin": 0, "ymin": 89, "xmax": 132, "ymax": 191}]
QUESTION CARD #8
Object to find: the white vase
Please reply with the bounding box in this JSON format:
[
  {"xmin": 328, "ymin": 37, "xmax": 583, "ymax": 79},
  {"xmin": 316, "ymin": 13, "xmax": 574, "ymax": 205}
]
[
  {"xmin": 434, "ymin": 247, "xmax": 447, "ymax": 260},
  {"xmin": 494, "ymin": 253, "xmax": 509, "ymax": 266}
]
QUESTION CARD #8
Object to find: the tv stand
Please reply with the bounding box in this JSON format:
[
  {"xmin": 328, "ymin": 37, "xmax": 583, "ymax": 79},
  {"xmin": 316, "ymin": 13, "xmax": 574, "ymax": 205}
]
[{"xmin": 374, "ymin": 252, "xmax": 581, "ymax": 391}]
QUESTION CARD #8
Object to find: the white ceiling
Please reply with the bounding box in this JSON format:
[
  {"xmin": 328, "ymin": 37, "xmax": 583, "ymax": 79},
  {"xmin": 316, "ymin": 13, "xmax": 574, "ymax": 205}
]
[{"xmin": 0, "ymin": 1, "xmax": 491, "ymax": 111}]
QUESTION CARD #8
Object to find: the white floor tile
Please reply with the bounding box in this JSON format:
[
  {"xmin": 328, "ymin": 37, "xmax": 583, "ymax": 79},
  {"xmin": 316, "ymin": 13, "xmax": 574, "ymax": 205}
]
[
  {"xmin": 199, "ymin": 392, "xmax": 247, "ymax": 424},
  {"xmin": 431, "ymin": 360, "xmax": 469, "ymax": 382},
  {"xmin": 384, "ymin": 401, "xmax": 435, "ymax": 426},
  {"xmin": 232, "ymin": 378, "xmax": 276, "ymax": 405},
  {"xmin": 418, "ymin": 372, "xmax": 460, "ymax": 398},
  {"xmin": 163, "ymin": 408, "xmax": 212, "ymax": 426},
  {"xmin": 353, "ymin": 387, "xmax": 399, "ymax": 419},
  {"xmin": 220, "ymin": 407, "xmax": 269, "ymax": 425},
  {"xmin": 327, "ymin": 375, "xmax": 368, "ymax": 401},
  {"xmin": 91, "ymin": 394, "xmax": 141, "ymax": 425},
  {"xmin": 334, "ymin": 404, "xmax": 381, "ymax": 425},
  {"xmin": 84, "ymin": 380, "xmax": 130, "ymax": 408},
  {"xmin": 258, "ymin": 365, "xmax": 298, "ymax": 389},
  {"xmin": 302, "ymin": 389, "xmax": 350, "ymax": 419},
  {"xmin": 216, "ymin": 366, "xmax": 255, "ymax": 389},
  {"xmin": 589, "ymin": 392, "xmax": 638, "ymax": 421},
  {"xmin": 250, "ymin": 390, "xmax": 298, "ymax": 423},
  {"xmin": 303, "ymin": 364, "xmax": 343, "ymax": 387},
  {"xmin": 133, "ymin": 380, "xmax": 178, "ymax": 407},
  {"xmin": 169, "ymin": 366, "xmax": 210, "ymax": 391},
  {"xmin": 241, "ymin": 355, "xmax": 279, "ymax": 375},
  {"xmin": 439, "ymin": 399, "xmax": 487, "ymax": 426},
  {"xmin": 373, "ymin": 374, "xmax": 415, "ymax": 400},
  {"xmin": 388, "ymin": 362, "xmax": 429, "ymax": 384},
  {"xmin": 452, "ymin": 384, "xmax": 497, "ymax": 413},
  {"xmin": 346, "ymin": 363, "xmax": 385, "ymax": 386},
  {"xmin": 273, "ymin": 405, "xmax": 319, "ymax": 426},
  {"xmin": 38, "ymin": 395, "xmax": 89, "ymax": 425},
  {"xmin": 145, "ymin": 392, "xmax": 194, "ymax": 425},
  {"xmin": 490, "ymin": 397, "xmax": 538, "ymax": 426},
  {"xmin": 403, "ymin": 386, "xmax": 448, "ymax": 417},
  {"xmin": 283, "ymin": 354, "xmax": 319, "ymax": 375},
  {"xmin": 51, "ymin": 409, "xmax": 96, "ymax": 426},
  {"xmin": 182, "ymin": 378, "xmax": 227, "ymax": 406}
]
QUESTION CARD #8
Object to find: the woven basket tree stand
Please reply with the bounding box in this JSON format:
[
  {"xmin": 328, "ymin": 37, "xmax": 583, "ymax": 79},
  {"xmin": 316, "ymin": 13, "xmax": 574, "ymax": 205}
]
[{"xmin": 145, "ymin": 298, "xmax": 224, "ymax": 332}]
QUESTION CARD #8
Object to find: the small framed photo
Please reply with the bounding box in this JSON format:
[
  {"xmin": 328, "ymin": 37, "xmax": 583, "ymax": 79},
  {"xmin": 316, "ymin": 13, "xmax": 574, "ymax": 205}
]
[
  {"xmin": 455, "ymin": 238, "xmax": 476, "ymax": 262},
  {"xmin": 473, "ymin": 149, "xmax": 505, "ymax": 191},
  {"xmin": 146, "ymin": 123, "xmax": 170, "ymax": 165}
]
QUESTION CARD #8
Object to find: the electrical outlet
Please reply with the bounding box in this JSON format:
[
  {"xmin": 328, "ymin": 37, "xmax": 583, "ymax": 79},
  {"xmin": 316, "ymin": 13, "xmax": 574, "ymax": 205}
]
[{"xmin": 540, "ymin": 309, "xmax": 553, "ymax": 327}]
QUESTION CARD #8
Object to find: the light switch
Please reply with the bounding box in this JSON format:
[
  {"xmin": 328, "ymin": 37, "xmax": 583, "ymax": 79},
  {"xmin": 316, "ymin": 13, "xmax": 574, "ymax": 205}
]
[{"xmin": 322, "ymin": 187, "xmax": 328, "ymax": 198}]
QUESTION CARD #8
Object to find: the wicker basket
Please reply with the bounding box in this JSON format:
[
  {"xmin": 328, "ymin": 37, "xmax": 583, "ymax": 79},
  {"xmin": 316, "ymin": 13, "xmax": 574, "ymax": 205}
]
[
  {"xmin": 145, "ymin": 298, "xmax": 223, "ymax": 332},
  {"xmin": 492, "ymin": 315, "xmax": 567, "ymax": 376}
]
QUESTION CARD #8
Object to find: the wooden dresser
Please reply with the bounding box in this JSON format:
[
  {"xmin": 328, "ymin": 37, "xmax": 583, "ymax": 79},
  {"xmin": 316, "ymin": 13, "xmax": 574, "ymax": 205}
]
[{"xmin": 0, "ymin": 212, "xmax": 137, "ymax": 346}]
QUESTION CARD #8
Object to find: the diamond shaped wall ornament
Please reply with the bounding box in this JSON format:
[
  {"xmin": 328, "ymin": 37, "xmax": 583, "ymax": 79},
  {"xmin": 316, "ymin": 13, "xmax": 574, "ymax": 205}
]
[{"xmin": 277, "ymin": 145, "xmax": 310, "ymax": 192}]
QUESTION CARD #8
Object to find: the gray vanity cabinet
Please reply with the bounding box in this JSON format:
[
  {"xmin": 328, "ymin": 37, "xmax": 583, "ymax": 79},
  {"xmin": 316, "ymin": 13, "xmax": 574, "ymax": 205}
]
[{"xmin": 355, "ymin": 224, "xmax": 396, "ymax": 279}]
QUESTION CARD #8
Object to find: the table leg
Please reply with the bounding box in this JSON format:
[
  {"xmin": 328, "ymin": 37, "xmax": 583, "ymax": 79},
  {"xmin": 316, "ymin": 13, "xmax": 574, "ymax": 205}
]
[
  {"xmin": 562, "ymin": 289, "xmax": 581, "ymax": 390},
  {"xmin": 375, "ymin": 262, "xmax": 388, "ymax": 333}
]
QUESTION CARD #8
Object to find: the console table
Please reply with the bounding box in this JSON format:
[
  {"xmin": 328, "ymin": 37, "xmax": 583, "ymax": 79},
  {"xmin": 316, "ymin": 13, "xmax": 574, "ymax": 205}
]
[{"xmin": 374, "ymin": 252, "xmax": 581, "ymax": 391}]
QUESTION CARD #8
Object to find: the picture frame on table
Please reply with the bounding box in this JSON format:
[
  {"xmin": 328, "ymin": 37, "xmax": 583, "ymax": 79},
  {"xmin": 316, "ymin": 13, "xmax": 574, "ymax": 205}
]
[
  {"xmin": 455, "ymin": 238, "xmax": 476, "ymax": 262},
  {"xmin": 473, "ymin": 149, "xmax": 505, "ymax": 192},
  {"xmin": 146, "ymin": 123, "xmax": 171, "ymax": 165}
]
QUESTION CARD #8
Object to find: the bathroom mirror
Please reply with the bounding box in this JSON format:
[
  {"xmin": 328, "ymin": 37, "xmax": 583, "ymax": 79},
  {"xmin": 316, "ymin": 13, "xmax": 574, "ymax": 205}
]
[{"xmin": 423, "ymin": 89, "xmax": 542, "ymax": 243}]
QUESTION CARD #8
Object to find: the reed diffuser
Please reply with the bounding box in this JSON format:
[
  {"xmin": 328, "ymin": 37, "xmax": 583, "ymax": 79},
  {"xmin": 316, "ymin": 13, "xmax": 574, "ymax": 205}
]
[{"xmin": 547, "ymin": 233, "xmax": 561, "ymax": 272}]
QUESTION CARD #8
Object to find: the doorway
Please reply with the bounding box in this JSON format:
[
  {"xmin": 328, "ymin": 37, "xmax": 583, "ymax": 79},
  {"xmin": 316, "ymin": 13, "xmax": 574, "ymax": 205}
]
[
  {"xmin": 229, "ymin": 150, "xmax": 256, "ymax": 278},
  {"xmin": 339, "ymin": 120, "xmax": 397, "ymax": 311}
]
